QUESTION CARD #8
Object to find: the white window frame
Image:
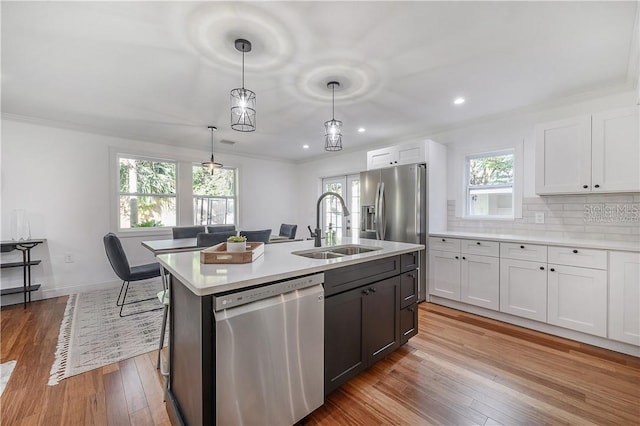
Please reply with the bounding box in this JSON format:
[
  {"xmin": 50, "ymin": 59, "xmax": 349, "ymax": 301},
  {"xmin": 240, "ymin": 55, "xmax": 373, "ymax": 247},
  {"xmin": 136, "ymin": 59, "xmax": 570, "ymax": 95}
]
[
  {"xmin": 192, "ymin": 164, "xmax": 239, "ymax": 226},
  {"xmin": 462, "ymin": 147, "xmax": 522, "ymax": 220},
  {"xmin": 110, "ymin": 147, "xmax": 240, "ymax": 237},
  {"xmin": 115, "ymin": 153, "xmax": 178, "ymax": 233}
]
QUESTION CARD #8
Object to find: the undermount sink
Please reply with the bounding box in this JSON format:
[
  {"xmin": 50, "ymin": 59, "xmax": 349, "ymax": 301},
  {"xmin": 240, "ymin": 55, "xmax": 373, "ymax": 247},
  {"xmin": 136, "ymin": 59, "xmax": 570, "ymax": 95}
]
[{"xmin": 292, "ymin": 244, "xmax": 382, "ymax": 259}]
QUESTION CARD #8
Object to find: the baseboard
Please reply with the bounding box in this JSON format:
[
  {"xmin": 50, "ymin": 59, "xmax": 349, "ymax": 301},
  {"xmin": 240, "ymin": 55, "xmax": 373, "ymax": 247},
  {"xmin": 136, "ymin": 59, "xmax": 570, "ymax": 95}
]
[{"xmin": 429, "ymin": 295, "xmax": 640, "ymax": 357}]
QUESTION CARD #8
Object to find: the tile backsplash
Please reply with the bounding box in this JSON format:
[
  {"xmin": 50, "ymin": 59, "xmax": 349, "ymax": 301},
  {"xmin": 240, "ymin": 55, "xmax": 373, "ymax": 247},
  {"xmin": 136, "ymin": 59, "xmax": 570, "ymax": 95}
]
[{"xmin": 447, "ymin": 194, "xmax": 640, "ymax": 243}]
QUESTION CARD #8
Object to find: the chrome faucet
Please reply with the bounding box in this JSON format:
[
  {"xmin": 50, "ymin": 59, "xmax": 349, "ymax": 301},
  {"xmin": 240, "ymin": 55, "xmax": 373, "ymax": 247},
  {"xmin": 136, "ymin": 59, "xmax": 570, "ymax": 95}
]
[{"xmin": 310, "ymin": 192, "xmax": 351, "ymax": 247}]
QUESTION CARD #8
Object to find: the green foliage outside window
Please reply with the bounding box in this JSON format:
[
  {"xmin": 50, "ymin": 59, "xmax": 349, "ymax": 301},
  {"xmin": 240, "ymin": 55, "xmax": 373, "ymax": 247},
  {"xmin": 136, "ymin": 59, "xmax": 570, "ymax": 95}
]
[
  {"xmin": 119, "ymin": 158, "xmax": 176, "ymax": 228},
  {"xmin": 193, "ymin": 167, "xmax": 235, "ymax": 196},
  {"xmin": 469, "ymin": 154, "xmax": 513, "ymax": 186}
]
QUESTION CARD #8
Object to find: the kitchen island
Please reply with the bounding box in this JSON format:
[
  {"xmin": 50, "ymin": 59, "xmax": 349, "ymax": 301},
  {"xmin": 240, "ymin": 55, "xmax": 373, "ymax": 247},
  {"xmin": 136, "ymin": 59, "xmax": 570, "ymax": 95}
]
[{"xmin": 157, "ymin": 237, "xmax": 424, "ymax": 426}]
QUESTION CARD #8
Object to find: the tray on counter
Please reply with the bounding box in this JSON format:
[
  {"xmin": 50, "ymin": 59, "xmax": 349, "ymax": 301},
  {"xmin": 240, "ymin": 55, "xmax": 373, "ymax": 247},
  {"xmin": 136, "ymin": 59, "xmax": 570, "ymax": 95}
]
[{"xmin": 200, "ymin": 242, "xmax": 265, "ymax": 264}]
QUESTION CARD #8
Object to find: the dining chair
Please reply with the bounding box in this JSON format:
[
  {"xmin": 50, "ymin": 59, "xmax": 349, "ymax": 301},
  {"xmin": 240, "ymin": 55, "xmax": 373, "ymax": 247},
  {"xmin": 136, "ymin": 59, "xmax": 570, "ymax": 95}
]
[
  {"xmin": 279, "ymin": 224, "xmax": 298, "ymax": 239},
  {"xmin": 197, "ymin": 231, "xmax": 237, "ymax": 247},
  {"xmin": 240, "ymin": 229, "xmax": 272, "ymax": 244},
  {"xmin": 206, "ymin": 225, "xmax": 236, "ymax": 233},
  {"xmin": 172, "ymin": 225, "xmax": 206, "ymax": 239},
  {"xmin": 103, "ymin": 233, "xmax": 163, "ymax": 317}
]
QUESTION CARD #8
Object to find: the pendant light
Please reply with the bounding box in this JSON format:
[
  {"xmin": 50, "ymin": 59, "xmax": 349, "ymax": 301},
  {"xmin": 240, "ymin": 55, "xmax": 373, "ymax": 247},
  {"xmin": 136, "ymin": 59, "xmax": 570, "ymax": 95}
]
[
  {"xmin": 324, "ymin": 81, "xmax": 343, "ymax": 151},
  {"xmin": 230, "ymin": 39, "xmax": 256, "ymax": 132},
  {"xmin": 202, "ymin": 126, "xmax": 223, "ymax": 174}
]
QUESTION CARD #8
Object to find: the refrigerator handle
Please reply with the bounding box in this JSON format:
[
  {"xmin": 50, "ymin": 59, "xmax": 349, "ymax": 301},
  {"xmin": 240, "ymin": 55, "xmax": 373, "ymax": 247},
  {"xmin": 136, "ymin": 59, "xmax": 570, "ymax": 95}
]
[
  {"xmin": 379, "ymin": 182, "xmax": 386, "ymax": 240},
  {"xmin": 374, "ymin": 182, "xmax": 381, "ymax": 239}
]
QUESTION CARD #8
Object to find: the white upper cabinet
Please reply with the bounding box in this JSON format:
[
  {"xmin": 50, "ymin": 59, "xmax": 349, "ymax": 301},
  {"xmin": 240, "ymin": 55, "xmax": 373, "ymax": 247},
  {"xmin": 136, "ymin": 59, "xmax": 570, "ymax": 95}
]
[
  {"xmin": 535, "ymin": 106, "xmax": 639, "ymax": 195},
  {"xmin": 591, "ymin": 106, "xmax": 640, "ymax": 192},
  {"xmin": 367, "ymin": 141, "xmax": 426, "ymax": 170}
]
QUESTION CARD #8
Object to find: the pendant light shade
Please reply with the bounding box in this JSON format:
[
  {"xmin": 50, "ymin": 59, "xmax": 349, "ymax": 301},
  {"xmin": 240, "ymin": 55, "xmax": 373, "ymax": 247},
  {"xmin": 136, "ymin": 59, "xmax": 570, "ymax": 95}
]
[
  {"xmin": 324, "ymin": 81, "xmax": 343, "ymax": 152},
  {"xmin": 202, "ymin": 126, "xmax": 223, "ymax": 174},
  {"xmin": 230, "ymin": 39, "xmax": 256, "ymax": 132}
]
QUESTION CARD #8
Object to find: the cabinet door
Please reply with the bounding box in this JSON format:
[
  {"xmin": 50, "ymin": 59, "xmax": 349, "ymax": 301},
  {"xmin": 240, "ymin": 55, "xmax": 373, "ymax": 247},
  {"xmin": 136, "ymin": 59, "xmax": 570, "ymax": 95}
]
[
  {"xmin": 367, "ymin": 147, "xmax": 397, "ymax": 170},
  {"xmin": 396, "ymin": 141, "xmax": 426, "ymax": 166},
  {"xmin": 400, "ymin": 304, "xmax": 418, "ymax": 345},
  {"xmin": 548, "ymin": 264, "xmax": 607, "ymax": 337},
  {"xmin": 535, "ymin": 115, "xmax": 592, "ymax": 194},
  {"xmin": 364, "ymin": 276, "xmax": 400, "ymax": 365},
  {"xmin": 400, "ymin": 270, "xmax": 418, "ymax": 308},
  {"xmin": 609, "ymin": 252, "xmax": 640, "ymax": 345},
  {"xmin": 460, "ymin": 254, "xmax": 499, "ymax": 311},
  {"xmin": 591, "ymin": 106, "xmax": 640, "ymax": 192},
  {"xmin": 500, "ymin": 259, "xmax": 547, "ymax": 322},
  {"xmin": 324, "ymin": 287, "xmax": 366, "ymax": 395},
  {"xmin": 428, "ymin": 250, "xmax": 461, "ymax": 300}
]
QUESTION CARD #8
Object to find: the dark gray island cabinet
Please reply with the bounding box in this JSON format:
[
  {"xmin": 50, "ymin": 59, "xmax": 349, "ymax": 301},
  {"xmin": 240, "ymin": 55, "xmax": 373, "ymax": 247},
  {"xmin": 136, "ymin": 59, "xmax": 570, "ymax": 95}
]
[
  {"xmin": 324, "ymin": 252, "xmax": 419, "ymax": 394},
  {"xmin": 160, "ymin": 240, "xmax": 422, "ymax": 426}
]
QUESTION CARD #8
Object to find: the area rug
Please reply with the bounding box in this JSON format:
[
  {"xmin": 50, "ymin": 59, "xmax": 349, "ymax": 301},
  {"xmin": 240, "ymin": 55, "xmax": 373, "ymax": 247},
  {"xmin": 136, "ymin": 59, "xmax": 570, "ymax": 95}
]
[
  {"xmin": 48, "ymin": 281, "xmax": 167, "ymax": 385},
  {"xmin": 0, "ymin": 360, "xmax": 17, "ymax": 397}
]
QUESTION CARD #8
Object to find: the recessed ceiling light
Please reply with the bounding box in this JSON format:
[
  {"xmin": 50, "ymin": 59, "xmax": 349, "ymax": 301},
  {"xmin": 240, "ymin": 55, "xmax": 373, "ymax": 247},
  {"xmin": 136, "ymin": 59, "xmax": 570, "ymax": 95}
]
[
  {"xmin": 358, "ymin": 127, "xmax": 366, "ymax": 133},
  {"xmin": 454, "ymin": 97, "xmax": 465, "ymax": 105},
  {"xmin": 303, "ymin": 144, "xmax": 309, "ymax": 149}
]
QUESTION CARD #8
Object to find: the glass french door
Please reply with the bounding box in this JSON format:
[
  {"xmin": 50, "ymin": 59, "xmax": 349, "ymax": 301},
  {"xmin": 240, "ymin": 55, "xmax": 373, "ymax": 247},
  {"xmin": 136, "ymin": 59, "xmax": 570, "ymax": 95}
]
[{"xmin": 322, "ymin": 174, "xmax": 360, "ymax": 239}]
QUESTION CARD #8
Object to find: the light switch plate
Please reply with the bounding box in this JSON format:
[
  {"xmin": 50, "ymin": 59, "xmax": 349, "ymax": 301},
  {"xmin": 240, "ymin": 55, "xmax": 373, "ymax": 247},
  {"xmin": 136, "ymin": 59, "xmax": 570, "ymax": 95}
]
[{"xmin": 535, "ymin": 212, "xmax": 545, "ymax": 224}]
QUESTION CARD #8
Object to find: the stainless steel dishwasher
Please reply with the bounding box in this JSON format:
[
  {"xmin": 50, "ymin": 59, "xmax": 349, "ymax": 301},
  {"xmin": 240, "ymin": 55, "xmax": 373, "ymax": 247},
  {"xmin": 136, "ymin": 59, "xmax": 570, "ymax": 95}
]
[{"xmin": 213, "ymin": 273, "xmax": 325, "ymax": 425}]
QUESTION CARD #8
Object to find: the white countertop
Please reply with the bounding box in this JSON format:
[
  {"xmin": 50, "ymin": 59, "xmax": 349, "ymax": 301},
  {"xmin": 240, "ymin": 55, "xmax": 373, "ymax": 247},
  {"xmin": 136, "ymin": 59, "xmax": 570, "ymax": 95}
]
[
  {"xmin": 429, "ymin": 231, "xmax": 640, "ymax": 252},
  {"xmin": 157, "ymin": 237, "xmax": 424, "ymax": 296}
]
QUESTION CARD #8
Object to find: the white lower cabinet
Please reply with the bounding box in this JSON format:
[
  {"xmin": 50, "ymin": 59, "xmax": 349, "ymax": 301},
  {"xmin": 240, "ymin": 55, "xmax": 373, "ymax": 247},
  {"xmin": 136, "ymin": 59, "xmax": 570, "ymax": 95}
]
[
  {"xmin": 428, "ymin": 250, "xmax": 461, "ymax": 300},
  {"xmin": 461, "ymin": 254, "xmax": 499, "ymax": 310},
  {"xmin": 608, "ymin": 252, "xmax": 640, "ymax": 345},
  {"xmin": 548, "ymin": 264, "xmax": 607, "ymax": 337},
  {"xmin": 500, "ymin": 258, "xmax": 547, "ymax": 322}
]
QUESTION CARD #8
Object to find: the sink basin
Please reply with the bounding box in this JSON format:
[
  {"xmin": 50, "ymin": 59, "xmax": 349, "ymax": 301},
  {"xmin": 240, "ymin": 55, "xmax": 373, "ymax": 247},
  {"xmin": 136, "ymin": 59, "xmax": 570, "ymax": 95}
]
[
  {"xmin": 329, "ymin": 246, "xmax": 380, "ymax": 255},
  {"xmin": 298, "ymin": 251, "xmax": 345, "ymax": 259},
  {"xmin": 292, "ymin": 244, "xmax": 382, "ymax": 259}
]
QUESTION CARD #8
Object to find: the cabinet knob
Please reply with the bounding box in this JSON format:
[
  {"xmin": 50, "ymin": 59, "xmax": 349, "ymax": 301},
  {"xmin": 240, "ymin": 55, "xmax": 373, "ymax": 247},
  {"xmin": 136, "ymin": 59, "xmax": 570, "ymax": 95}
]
[
  {"xmin": 594, "ymin": 184, "xmax": 600, "ymax": 188},
  {"xmin": 389, "ymin": 162, "xmax": 393, "ymax": 165},
  {"xmin": 520, "ymin": 245, "xmax": 525, "ymax": 249},
  {"xmin": 407, "ymin": 273, "xmax": 415, "ymax": 278},
  {"xmin": 394, "ymin": 161, "xmax": 398, "ymax": 164},
  {"xmin": 550, "ymin": 268, "xmax": 555, "ymax": 272},
  {"xmin": 408, "ymin": 307, "xmax": 415, "ymax": 312},
  {"xmin": 362, "ymin": 289, "xmax": 370, "ymax": 296},
  {"xmin": 442, "ymin": 238, "xmax": 446, "ymax": 242},
  {"xmin": 462, "ymin": 256, "xmax": 466, "ymax": 260},
  {"xmin": 583, "ymin": 185, "xmax": 588, "ymax": 189},
  {"xmin": 540, "ymin": 266, "xmax": 545, "ymax": 270},
  {"xmin": 455, "ymin": 256, "xmax": 459, "ymax": 259},
  {"xmin": 476, "ymin": 242, "xmax": 481, "ymax": 245},
  {"xmin": 572, "ymin": 249, "xmax": 578, "ymax": 254},
  {"xmin": 368, "ymin": 287, "xmax": 376, "ymax": 293}
]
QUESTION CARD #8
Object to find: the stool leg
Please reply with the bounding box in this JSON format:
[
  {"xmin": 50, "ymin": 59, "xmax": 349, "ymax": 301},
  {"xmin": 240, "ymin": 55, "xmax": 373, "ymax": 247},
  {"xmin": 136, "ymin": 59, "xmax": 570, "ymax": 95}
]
[{"xmin": 157, "ymin": 304, "xmax": 168, "ymax": 370}]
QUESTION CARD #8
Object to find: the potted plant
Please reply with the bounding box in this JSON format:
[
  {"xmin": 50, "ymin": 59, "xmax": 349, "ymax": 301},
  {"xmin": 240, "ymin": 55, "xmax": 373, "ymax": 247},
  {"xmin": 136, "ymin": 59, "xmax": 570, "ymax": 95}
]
[{"xmin": 226, "ymin": 235, "xmax": 247, "ymax": 252}]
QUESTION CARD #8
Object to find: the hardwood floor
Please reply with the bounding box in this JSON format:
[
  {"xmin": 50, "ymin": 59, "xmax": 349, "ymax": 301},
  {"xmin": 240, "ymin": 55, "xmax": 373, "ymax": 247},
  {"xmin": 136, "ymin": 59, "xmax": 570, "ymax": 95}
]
[{"xmin": 2, "ymin": 298, "xmax": 638, "ymax": 425}]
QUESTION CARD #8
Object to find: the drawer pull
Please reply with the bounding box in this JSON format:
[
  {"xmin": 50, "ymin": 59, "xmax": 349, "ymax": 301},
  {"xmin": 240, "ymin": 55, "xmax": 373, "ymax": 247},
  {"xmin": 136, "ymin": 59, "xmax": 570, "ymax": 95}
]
[
  {"xmin": 572, "ymin": 249, "xmax": 578, "ymax": 254},
  {"xmin": 550, "ymin": 268, "xmax": 555, "ymax": 272},
  {"xmin": 362, "ymin": 289, "xmax": 370, "ymax": 295},
  {"xmin": 368, "ymin": 287, "xmax": 376, "ymax": 293},
  {"xmin": 442, "ymin": 238, "xmax": 446, "ymax": 242},
  {"xmin": 520, "ymin": 245, "xmax": 525, "ymax": 249},
  {"xmin": 408, "ymin": 307, "xmax": 415, "ymax": 312},
  {"xmin": 539, "ymin": 266, "xmax": 545, "ymax": 270},
  {"xmin": 455, "ymin": 256, "xmax": 459, "ymax": 259},
  {"xmin": 476, "ymin": 241, "xmax": 481, "ymax": 245},
  {"xmin": 583, "ymin": 185, "xmax": 588, "ymax": 189},
  {"xmin": 594, "ymin": 184, "xmax": 600, "ymax": 188},
  {"xmin": 462, "ymin": 256, "xmax": 466, "ymax": 260}
]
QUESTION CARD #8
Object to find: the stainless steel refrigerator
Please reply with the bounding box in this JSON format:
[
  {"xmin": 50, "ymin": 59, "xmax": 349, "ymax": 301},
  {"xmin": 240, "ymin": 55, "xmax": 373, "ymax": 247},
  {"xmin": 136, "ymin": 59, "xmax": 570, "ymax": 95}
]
[{"xmin": 360, "ymin": 163, "xmax": 427, "ymax": 301}]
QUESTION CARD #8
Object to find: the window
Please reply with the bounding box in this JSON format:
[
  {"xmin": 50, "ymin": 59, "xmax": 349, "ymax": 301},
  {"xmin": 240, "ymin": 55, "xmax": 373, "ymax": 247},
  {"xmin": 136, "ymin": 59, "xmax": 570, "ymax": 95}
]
[
  {"xmin": 322, "ymin": 174, "xmax": 360, "ymax": 239},
  {"xmin": 118, "ymin": 156, "xmax": 177, "ymax": 228},
  {"xmin": 193, "ymin": 166, "xmax": 237, "ymax": 225},
  {"xmin": 466, "ymin": 150, "xmax": 514, "ymax": 218}
]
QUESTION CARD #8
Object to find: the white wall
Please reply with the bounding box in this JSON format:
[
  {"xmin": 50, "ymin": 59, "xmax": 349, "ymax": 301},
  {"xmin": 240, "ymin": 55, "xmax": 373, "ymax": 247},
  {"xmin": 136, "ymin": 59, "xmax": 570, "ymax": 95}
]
[{"xmin": 0, "ymin": 119, "xmax": 297, "ymax": 303}]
